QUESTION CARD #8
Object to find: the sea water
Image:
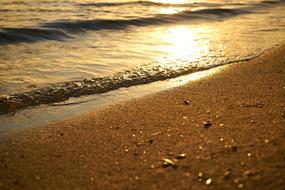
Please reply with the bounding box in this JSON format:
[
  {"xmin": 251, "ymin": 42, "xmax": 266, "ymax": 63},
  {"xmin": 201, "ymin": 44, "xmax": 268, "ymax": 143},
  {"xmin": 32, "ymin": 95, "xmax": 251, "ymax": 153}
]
[{"xmin": 0, "ymin": 0, "xmax": 284, "ymax": 115}]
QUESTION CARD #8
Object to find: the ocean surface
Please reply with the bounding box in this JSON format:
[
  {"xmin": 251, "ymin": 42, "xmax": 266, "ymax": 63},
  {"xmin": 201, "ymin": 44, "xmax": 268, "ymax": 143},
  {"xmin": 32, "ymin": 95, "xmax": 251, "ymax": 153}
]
[{"xmin": 0, "ymin": 0, "xmax": 285, "ymax": 113}]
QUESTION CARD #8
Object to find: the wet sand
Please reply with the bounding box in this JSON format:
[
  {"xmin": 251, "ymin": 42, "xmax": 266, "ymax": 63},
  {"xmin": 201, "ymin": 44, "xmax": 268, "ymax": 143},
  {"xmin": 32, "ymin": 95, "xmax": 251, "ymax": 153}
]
[{"xmin": 0, "ymin": 45, "xmax": 285, "ymax": 190}]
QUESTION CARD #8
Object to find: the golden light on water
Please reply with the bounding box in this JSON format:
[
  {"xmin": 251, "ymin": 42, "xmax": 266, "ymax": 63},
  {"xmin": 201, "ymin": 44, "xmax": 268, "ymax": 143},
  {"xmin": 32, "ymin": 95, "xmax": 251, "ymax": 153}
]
[
  {"xmin": 158, "ymin": 26, "xmax": 209, "ymax": 63},
  {"xmin": 158, "ymin": 7, "xmax": 185, "ymax": 14}
]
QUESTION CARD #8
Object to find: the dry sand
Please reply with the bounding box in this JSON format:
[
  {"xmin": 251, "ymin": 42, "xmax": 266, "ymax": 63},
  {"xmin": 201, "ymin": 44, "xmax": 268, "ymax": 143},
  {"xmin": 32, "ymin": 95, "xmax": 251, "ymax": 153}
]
[{"xmin": 0, "ymin": 45, "xmax": 285, "ymax": 190}]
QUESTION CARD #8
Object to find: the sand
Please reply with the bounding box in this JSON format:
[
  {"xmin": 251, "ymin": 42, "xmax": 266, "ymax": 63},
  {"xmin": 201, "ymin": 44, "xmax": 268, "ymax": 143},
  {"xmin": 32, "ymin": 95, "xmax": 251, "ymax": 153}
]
[{"xmin": 0, "ymin": 45, "xmax": 285, "ymax": 190}]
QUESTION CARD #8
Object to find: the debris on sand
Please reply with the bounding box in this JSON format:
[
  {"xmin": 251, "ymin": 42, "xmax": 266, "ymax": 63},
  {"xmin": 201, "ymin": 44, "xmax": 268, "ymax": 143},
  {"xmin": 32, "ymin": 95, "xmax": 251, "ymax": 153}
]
[
  {"xmin": 176, "ymin": 153, "xmax": 186, "ymax": 159},
  {"xmin": 161, "ymin": 157, "xmax": 177, "ymax": 168},
  {"xmin": 203, "ymin": 121, "xmax": 212, "ymax": 128},
  {"xmin": 183, "ymin": 100, "xmax": 191, "ymax": 105}
]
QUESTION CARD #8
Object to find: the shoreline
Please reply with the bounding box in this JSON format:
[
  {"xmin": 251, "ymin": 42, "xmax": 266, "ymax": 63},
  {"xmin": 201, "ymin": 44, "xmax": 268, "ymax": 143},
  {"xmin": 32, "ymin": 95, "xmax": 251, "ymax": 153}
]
[{"xmin": 0, "ymin": 46, "xmax": 284, "ymax": 189}]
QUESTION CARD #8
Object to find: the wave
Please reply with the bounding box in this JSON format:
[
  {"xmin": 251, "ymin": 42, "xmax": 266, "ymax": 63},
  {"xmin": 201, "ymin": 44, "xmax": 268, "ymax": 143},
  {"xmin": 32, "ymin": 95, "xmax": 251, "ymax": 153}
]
[
  {"xmin": 78, "ymin": 0, "xmax": 285, "ymax": 7},
  {"xmin": 0, "ymin": 7, "xmax": 248, "ymax": 45},
  {"xmin": 0, "ymin": 50, "xmax": 268, "ymax": 114},
  {"xmin": 77, "ymin": 1, "xmax": 189, "ymax": 7},
  {"xmin": 0, "ymin": 28, "xmax": 72, "ymax": 44}
]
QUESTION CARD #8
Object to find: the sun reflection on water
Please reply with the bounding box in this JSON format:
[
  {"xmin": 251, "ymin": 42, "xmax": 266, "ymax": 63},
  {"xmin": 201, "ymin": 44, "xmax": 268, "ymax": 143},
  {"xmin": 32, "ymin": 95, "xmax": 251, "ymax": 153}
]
[
  {"xmin": 158, "ymin": 26, "xmax": 209, "ymax": 64},
  {"xmin": 158, "ymin": 7, "xmax": 185, "ymax": 14}
]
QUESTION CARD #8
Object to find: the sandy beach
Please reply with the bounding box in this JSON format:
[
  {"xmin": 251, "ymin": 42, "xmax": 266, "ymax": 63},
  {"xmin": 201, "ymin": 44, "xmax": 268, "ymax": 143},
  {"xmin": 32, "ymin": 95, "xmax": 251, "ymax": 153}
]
[{"xmin": 0, "ymin": 45, "xmax": 284, "ymax": 190}]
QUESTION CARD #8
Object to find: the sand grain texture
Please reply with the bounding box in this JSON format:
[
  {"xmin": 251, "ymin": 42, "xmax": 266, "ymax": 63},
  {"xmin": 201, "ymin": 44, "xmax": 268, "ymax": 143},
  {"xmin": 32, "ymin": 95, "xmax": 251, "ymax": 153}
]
[{"xmin": 0, "ymin": 46, "xmax": 285, "ymax": 190}]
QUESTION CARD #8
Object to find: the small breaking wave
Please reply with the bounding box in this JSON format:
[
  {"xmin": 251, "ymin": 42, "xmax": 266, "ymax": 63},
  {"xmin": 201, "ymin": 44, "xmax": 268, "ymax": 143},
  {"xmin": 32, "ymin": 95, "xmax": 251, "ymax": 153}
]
[{"xmin": 0, "ymin": 51, "xmax": 267, "ymax": 114}]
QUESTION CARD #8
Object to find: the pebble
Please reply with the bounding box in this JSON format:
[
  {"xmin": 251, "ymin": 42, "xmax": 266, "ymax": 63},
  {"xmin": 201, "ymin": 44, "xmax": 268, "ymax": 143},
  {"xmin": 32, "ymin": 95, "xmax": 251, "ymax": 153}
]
[
  {"xmin": 238, "ymin": 183, "xmax": 244, "ymax": 189},
  {"xmin": 125, "ymin": 149, "xmax": 129, "ymax": 153},
  {"xmin": 183, "ymin": 100, "xmax": 191, "ymax": 105},
  {"xmin": 224, "ymin": 169, "xmax": 231, "ymax": 179},
  {"xmin": 35, "ymin": 175, "xmax": 40, "ymax": 180},
  {"xmin": 198, "ymin": 172, "xmax": 204, "ymax": 182},
  {"xmin": 176, "ymin": 153, "xmax": 186, "ymax": 159},
  {"xmin": 234, "ymin": 178, "xmax": 240, "ymax": 184},
  {"xmin": 250, "ymin": 120, "xmax": 255, "ymax": 124},
  {"xmin": 264, "ymin": 139, "xmax": 269, "ymax": 143},
  {"xmin": 243, "ymin": 170, "xmax": 252, "ymax": 177},
  {"xmin": 161, "ymin": 158, "xmax": 176, "ymax": 167},
  {"xmin": 203, "ymin": 121, "xmax": 212, "ymax": 129},
  {"xmin": 205, "ymin": 178, "xmax": 212, "ymax": 185}
]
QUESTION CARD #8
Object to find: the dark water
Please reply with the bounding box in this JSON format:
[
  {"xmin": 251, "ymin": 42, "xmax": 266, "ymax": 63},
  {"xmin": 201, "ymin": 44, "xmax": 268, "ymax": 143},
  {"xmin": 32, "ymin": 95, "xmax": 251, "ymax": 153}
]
[{"xmin": 0, "ymin": 0, "xmax": 285, "ymax": 113}]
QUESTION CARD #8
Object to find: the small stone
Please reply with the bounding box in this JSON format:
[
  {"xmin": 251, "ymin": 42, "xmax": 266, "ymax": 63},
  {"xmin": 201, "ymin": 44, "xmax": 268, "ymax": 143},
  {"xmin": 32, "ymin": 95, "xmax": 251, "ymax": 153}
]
[
  {"xmin": 234, "ymin": 178, "xmax": 240, "ymax": 184},
  {"xmin": 206, "ymin": 110, "xmax": 210, "ymax": 114},
  {"xmin": 224, "ymin": 169, "xmax": 231, "ymax": 179},
  {"xmin": 125, "ymin": 149, "xmax": 129, "ymax": 153},
  {"xmin": 203, "ymin": 121, "xmax": 212, "ymax": 128},
  {"xmin": 134, "ymin": 176, "xmax": 139, "ymax": 180},
  {"xmin": 183, "ymin": 100, "xmax": 191, "ymax": 105},
  {"xmin": 220, "ymin": 137, "xmax": 224, "ymax": 142},
  {"xmin": 161, "ymin": 158, "xmax": 176, "ymax": 167},
  {"xmin": 247, "ymin": 153, "xmax": 252, "ymax": 157},
  {"xmin": 281, "ymin": 113, "xmax": 284, "ymax": 118},
  {"xmin": 150, "ymin": 165, "xmax": 155, "ymax": 169},
  {"xmin": 35, "ymin": 175, "xmax": 40, "ymax": 180},
  {"xmin": 176, "ymin": 153, "xmax": 186, "ymax": 159},
  {"xmin": 198, "ymin": 172, "xmax": 204, "ymax": 182},
  {"xmin": 219, "ymin": 123, "xmax": 224, "ymax": 127},
  {"xmin": 238, "ymin": 183, "xmax": 244, "ymax": 189},
  {"xmin": 243, "ymin": 170, "xmax": 252, "ymax": 177},
  {"xmin": 265, "ymin": 139, "xmax": 269, "ymax": 143},
  {"xmin": 250, "ymin": 120, "xmax": 255, "ymax": 124},
  {"xmin": 184, "ymin": 172, "xmax": 191, "ymax": 177},
  {"xmin": 205, "ymin": 178, "xmax": 212, "ymax": 185}
]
